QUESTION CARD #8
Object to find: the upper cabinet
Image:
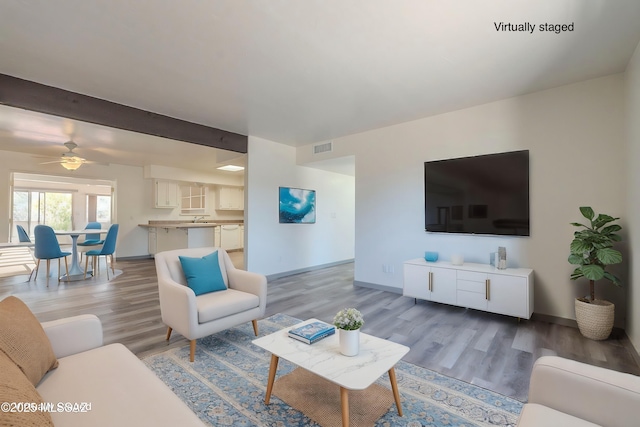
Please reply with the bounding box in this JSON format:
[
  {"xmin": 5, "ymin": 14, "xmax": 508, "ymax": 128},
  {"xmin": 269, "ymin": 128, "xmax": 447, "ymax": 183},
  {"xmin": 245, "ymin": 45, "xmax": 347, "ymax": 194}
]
[
  {"xmin": 217, "ymin": 186, "xmax": 244, "ymax": 210},
  {"xmin": 154, "ymin": 180, "xmax": 179, "ymax": 208},
  {"xmin": 180, "ymin": 185, "xmax": 207, "ymax": 215}
]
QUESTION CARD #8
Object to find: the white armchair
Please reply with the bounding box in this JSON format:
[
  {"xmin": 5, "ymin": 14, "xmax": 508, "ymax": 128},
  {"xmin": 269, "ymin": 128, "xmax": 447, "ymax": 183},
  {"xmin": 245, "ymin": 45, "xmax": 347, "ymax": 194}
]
[
  {"xmin": 517, "ymin": 356, "xmax": 640, "ymax": 426},
  {"xmin": 154, "ymin": 247, "xmax": 267, "ymax": 362}
]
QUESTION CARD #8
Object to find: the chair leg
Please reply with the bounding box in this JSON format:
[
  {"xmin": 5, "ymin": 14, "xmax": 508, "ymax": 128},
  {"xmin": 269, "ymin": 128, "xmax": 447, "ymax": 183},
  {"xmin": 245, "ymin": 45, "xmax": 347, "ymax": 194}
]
[
  {"xmin": 190, "ymin": 340, "xmax": 196, "ymax": 362},
  {"xmin": 166, "ymin": 327, "xmax": 172, "ymax": 341},
  {"xmin": 64, "ymin": 257, "xmax": 69, "ymax": 279},
  {"xmin": 57, "ymin": 258, "xmax": 61, "ymax": 282},
  {"xmin": 84, "ymin": 256, "xmax": 89, "ymax": 279},
  {"xmin": 46, "ymin": 259, "xmax": 50, "ymax": 279},
  {"xmin": 105, "ymin": 256, "xmax": 110, "ymax": 280},
  {"xmin": 30, "ymin": 259, "xmax": 40, "ymax": 281},
  {"xmin": 110, "ymin": 254, "xmax": 115, "ymax": 276},
  {"xmin": 252, "ymin": 319, "xmax": 259, "ymax": 336}
]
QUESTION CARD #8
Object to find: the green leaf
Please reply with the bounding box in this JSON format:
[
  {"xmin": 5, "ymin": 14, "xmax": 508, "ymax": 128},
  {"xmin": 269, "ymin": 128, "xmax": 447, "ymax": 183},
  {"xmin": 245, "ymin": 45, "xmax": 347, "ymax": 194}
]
[
  {"xmin": 603, "ymin": 271, "xmax": 623, "ymax": 287},
  {"xmin": 609, "ymin": 233, "xmax": 622, "ymax": 242},
  {"xmin": 570, "ymin": 222, "xmax": 587, "ymax": 228},
  {"xmin": 570, "ymin": 268, "xmax": 584, "ymax": 280},
  {"xmin": 570, "ymin": 240, "xmax": 592, "ymax": 254},
  {"xmin": 581, "ymin": 264, "xmax": 605, "ymax": 281},
  {"xmin": 596, "ymin": 248, "xmax": 622, "ymax": 265},
  {"xmin": 601, "ymin": 224, "xmax": 622, "ymax": 234},
  {"xmin": 592, "ymin": 214, "xmax": 618, "ymax": 230},
  {"xmin": 580, "ymin": 206, "xmax": 594, "ymax": 221},
  {"xmin": 568, "ymin": 254, "xmax": 585, "ymax": 265}
]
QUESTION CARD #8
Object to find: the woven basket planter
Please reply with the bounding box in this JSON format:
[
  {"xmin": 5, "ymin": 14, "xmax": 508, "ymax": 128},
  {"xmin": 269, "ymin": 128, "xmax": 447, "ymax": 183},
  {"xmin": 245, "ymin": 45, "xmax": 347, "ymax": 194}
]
[{"xmin": 575, "ymin": 299, "xmax": 614, "ymax": 340}]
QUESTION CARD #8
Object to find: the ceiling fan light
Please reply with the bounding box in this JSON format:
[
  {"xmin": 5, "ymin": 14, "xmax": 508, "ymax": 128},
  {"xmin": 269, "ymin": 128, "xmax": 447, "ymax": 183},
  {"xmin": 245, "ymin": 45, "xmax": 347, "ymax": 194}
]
[
  {"xmin": 61, "ymin": 162, "xmax": 82, "ymax": 171},
  {"xmin": 61, "ymin": 157, "xmax": 84, "ymax": 171}
]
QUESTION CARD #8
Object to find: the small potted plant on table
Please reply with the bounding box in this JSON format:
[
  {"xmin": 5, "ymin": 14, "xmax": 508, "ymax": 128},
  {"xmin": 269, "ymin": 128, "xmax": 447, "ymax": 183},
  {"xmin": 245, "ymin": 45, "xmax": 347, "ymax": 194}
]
[
  {"xmin": 568, "ymin": 206, "xmax": 623, "ymax": 340},
  {"xmin": 333, "ymin": 308, "xmax": 364, "ymax": 356}
]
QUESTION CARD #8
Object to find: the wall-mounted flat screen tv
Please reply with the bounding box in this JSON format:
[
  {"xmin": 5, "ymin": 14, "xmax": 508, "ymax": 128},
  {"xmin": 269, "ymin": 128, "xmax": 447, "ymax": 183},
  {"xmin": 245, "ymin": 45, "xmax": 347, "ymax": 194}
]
[{"xmin": 424, "ymin": 150, "xmax": 530, "ymax": 236}]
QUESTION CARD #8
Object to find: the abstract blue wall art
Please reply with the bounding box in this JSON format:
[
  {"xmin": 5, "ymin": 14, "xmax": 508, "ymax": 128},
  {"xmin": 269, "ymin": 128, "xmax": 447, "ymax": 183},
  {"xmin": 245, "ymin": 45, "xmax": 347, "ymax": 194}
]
[{"xmin": 279, "ymin": 187, "xmax": 316, "ymax": 224}]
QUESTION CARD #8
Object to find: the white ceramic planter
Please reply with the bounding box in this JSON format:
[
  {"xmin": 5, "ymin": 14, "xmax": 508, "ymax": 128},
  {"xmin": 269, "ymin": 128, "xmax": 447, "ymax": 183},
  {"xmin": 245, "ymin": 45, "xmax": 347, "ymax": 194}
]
[{"xmin": 339, "ymin": 329, "xmax": 360, "ymax": 356}]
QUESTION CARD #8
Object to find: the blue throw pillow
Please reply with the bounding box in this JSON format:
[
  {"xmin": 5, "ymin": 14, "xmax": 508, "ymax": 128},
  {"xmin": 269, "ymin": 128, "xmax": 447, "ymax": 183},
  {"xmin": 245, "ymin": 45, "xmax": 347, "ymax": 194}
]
[{"xmin": 179, "ymin": 251, "xmax": 227, "ymax": 296}]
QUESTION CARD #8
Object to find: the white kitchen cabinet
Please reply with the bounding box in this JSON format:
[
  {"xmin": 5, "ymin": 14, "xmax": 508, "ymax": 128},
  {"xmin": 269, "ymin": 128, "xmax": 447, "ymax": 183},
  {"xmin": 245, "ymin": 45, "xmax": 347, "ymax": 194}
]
[
  {"xmin": 154, "ymin": 180, "xmax": 179, "ymax": 208},
  {"xmin": 217, "ymin": 186, "xmax": 244, "ymax": 210},
  {"xmin": 148, "ymin": 227, "xmax": 157, "ymax": 254},
  {"xmin": 180, "ymin": 185, "xmax": 207, "ymax": 214},
  {"xmin": 403, "ymin": 259, "xmax": 534, "ymax": 319}
]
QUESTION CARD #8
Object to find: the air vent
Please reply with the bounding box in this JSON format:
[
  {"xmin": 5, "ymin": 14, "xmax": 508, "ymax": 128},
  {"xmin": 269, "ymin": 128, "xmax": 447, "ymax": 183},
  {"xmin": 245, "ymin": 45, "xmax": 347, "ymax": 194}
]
[{"xmin": 313, "ymin": 141, "xmax": 333, "ymax": 154}]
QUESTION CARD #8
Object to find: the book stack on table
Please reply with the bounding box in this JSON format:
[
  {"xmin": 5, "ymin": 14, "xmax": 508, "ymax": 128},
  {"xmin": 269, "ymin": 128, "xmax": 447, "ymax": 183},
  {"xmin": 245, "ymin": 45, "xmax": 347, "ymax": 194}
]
[{"xmin": 288, "ymin": 321, "xmax": 335, "ymax": 344}]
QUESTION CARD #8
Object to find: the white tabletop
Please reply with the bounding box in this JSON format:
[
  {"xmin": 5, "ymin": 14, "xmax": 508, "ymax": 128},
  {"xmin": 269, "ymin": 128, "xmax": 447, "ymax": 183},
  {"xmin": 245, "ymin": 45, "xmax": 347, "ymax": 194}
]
[
  {"xmin": 54, "ymin": 229, "xmax": 108, "ymax": 235},
  {"xmin": 252, "ymin": 318, "xmax": 409, "ymax": 390}
]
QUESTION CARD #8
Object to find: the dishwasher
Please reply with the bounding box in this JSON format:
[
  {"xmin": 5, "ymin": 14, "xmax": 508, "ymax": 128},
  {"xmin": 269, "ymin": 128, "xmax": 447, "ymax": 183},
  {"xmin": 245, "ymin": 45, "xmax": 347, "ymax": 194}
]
[{"xmin": 220, "ymin": 224, "xmax": 240, "ymax": 250}]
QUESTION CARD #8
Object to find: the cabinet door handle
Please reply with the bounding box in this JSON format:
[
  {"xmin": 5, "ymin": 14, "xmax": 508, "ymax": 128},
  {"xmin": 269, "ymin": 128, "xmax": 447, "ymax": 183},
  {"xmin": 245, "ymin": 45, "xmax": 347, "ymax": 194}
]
[
  {"xmin": 428, "ymin": 271, "xmax": 433, "ymax": 291},
  {"xmin": 485, "ymin": 279, "xmax": 490, "ymax": 300}
]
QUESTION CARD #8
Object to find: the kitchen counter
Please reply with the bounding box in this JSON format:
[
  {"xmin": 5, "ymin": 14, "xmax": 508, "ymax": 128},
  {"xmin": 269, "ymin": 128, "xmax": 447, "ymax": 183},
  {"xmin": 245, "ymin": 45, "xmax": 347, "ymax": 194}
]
[
  {"xmin": 139, "ymin": 223, "xmax": 220, "ymax": 229},
  {"xmin": 139, "ymin": 221, "xmax": 243, "ymax": 229}
]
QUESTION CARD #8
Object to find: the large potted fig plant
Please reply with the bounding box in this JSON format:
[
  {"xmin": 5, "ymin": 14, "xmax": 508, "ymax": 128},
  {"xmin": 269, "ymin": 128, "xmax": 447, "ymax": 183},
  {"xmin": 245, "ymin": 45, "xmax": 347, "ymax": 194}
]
[{"xmin": 568, "ymin": 207, "xmax": 622, "ymax": 340}]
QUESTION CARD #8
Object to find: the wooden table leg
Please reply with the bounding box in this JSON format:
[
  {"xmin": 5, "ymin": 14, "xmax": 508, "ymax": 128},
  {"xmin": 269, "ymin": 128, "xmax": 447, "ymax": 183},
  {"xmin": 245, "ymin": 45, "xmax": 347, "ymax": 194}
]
[
  {"xmin": 264, "ymin": 354, "xmax": 279, "ymax": 404},
  {"xmin": 340, "ymin": 386, "xmax": 349, "ymax": 427},
  {"xmin": 388, "ymin": 367, "xmax": 403, "ymax": 416}
]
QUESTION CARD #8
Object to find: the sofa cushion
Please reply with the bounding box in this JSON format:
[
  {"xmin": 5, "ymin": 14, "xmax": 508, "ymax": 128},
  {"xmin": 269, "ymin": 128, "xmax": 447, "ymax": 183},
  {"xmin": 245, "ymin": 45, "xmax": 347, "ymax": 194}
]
[
  {"xmin": 179, "ymin": 251, "xmax": 227, "ymax": 295},
  {"xmin": 517, "ymin": 403, "xmax": 601, "ymax": 427},
  {"xmin": 0, "ymin": 351, "xmax": 54, "ymax": 426},
  {"xmin": 196, "ymin": 288, "xmax": 260, "ymax": 323},
  {"xmin": 36, "ymin": 343, "xmax": 203, "ymax": 427},
  {"xmin": 0, "ymin": 296, "xmax": 58, "ymax": 386}
]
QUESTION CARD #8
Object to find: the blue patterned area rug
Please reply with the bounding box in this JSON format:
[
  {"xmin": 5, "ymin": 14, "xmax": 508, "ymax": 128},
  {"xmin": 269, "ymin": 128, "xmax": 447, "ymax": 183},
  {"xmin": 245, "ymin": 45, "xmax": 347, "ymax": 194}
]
[{"xmin": 142, "ymin": 314, "xmax": 523, "ymax": 427}]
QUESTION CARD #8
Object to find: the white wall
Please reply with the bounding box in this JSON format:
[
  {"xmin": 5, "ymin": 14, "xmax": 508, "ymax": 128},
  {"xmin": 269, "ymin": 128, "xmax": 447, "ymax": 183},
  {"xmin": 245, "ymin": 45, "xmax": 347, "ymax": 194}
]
[
  {"xmin": 246, "ymin": 136, "xmax": 355, "ymax": 276},
  {"xmin": 626, "ymin": 40, "xmax": 640, "ymax": 351},
  {"xmin": 298, "ymin": 74, "xmax": 627, "ymax": 324}
]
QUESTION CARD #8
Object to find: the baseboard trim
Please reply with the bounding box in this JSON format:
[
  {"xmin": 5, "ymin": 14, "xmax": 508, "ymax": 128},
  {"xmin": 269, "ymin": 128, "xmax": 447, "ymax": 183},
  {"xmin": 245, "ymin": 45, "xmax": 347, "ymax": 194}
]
[
  {"xmin": 353, "ymin": 280, "xmax": 403, "ymax": 294},
  {"xmin": 530, "ymin": 312, "xmax": 578, "ymax": 328},
  {"xmin": 266, "ymin": 259, "xmax": 354, "ymax": 281}
]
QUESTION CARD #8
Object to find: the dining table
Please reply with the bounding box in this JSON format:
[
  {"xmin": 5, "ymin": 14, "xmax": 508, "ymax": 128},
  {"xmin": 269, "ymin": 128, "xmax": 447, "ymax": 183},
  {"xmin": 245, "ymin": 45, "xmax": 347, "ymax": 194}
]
[{"xmin": 54, "ymin": 229, "xmax": 108, "ymax": 281}]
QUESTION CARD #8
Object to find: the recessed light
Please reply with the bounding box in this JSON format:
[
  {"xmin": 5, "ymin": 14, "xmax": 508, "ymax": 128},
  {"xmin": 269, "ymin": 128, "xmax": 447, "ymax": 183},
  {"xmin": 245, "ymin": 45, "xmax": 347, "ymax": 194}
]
[{"xmin": 217, "ymin": 165, "xmax": 244, "ymax": 172}]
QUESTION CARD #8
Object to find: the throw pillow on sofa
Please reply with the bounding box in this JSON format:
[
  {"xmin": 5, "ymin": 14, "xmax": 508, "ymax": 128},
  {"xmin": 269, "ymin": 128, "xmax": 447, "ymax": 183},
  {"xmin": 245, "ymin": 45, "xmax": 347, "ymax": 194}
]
[
  {"xmin": 0, "ymin": 351, "xmax": 54, "ymax": 426},
  {"xmin": 0, "ymin": 296, "xmax": 58, "ymax": 386},
  {"xmin": 179, "ymin": 251, "xmax": 227, "ymax": 296}
]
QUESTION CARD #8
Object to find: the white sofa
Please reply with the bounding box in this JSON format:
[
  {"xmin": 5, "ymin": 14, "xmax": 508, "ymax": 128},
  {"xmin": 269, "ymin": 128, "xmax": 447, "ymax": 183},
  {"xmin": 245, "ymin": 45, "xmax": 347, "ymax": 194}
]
[
  {"xmin": 517, "ymin": 356, "xmax": 640, "ymax": 427},
  {"xmin": 37, "ymin": 314, "xmax": 204, "ymax": 427}
]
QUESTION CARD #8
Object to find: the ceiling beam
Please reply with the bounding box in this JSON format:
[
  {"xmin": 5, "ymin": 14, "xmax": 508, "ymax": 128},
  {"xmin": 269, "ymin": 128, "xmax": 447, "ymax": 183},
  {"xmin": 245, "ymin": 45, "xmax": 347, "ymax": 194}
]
[{"xmin": 0, "ymin": 74, "xmax": 247, "ymax": 153}]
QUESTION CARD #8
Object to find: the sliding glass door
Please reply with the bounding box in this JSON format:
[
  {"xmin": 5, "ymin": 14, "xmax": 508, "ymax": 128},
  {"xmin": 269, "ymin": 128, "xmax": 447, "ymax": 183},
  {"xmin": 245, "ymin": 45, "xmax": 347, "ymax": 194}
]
[{"xmin": 12, "ymin": 190, "xmax": 73, "ymax": 241}]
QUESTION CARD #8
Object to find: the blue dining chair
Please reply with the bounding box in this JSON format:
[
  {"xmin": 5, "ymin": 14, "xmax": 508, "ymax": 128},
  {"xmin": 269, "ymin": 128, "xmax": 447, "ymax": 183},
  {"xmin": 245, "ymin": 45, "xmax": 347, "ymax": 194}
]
[
  {"xmin": 78, "ymin": 222, "xmax": 104, "ymax": 261},
  {"xmin": 84, "ymin": 224, "xmax": 119, "ymax": 280},
  {"xmin": 16, "ymin": 225, "xmax": 31, "ymax": 242},
  {"xmin": 31, "ymin": 225, "xmax": 71, "ymax": 283}
]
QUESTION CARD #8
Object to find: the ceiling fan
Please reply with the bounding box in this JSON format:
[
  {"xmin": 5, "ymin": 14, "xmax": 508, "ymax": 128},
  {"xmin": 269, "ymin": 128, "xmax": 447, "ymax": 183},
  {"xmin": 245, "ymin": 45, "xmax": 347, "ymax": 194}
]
[{"xmin": 39, "ymin": 141, "xmax": 90, "ymax": 171}]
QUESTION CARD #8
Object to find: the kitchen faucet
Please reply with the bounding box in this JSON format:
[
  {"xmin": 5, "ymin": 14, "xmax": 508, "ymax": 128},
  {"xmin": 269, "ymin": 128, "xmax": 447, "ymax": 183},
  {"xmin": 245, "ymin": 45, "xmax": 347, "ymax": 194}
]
[{"xmin": 193, "ymin": 216, "xmax": 205, "ymax": 223}]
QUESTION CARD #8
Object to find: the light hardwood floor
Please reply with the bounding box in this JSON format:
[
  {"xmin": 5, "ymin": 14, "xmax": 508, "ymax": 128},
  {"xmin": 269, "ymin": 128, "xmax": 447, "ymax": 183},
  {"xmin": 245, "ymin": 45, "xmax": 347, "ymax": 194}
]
[{"xmin": 1, "ymin": 253, "xmax": 639, "ymax": 402}]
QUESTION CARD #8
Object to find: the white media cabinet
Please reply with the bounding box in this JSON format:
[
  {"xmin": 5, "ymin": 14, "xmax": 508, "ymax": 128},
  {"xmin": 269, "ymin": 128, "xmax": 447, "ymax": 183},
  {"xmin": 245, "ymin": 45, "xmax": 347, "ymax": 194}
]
[{"xmin": 403, "ymin": 258, "xmax": 534, "ymax": 319}]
